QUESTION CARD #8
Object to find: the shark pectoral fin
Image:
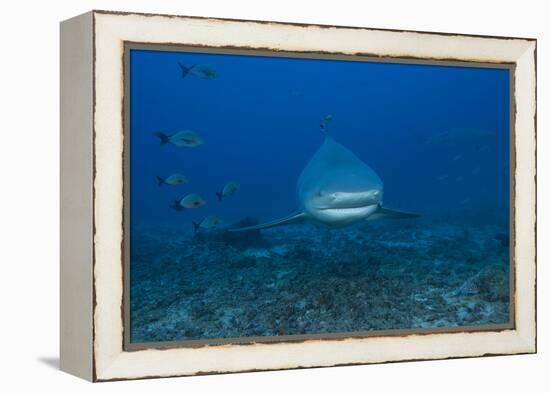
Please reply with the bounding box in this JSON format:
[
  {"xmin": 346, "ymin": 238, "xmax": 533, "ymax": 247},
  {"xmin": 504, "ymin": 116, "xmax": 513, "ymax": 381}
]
[
  {"xmin": 367, "ymin": 207, "xmax": 420, "ymax": 220},
  {"xmin": 229, "ymin": 212, "xmax": 307, "ymax": 232}
]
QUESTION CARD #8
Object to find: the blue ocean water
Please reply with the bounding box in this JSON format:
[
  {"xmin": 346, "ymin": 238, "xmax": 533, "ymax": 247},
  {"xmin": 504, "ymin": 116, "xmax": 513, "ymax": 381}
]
[{"xmin": 129, "ymin": 48, "xmax": 511, "ymax": 343}]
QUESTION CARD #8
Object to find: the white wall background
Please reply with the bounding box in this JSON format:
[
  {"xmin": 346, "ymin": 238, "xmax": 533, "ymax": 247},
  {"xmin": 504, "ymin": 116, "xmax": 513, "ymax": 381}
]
[{"xmin": 0, "ymin": 0, "xmax": 545, "ymax": 391}]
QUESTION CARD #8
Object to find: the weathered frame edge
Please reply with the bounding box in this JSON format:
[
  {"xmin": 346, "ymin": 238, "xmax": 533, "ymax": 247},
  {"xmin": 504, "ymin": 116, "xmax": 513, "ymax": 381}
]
[{"xmin": 59, "ymin": 10, "xmax": 95, "ymax": 381}]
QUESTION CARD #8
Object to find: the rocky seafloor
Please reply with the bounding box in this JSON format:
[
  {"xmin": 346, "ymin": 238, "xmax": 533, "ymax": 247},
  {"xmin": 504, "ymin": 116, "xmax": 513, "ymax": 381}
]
[{"xmin": 129, "ymin": 217, "xmax": 511, "ymax": 343}]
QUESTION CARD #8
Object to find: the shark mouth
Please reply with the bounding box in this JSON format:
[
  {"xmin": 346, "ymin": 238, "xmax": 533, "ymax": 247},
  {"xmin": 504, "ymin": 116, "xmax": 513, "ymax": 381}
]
[
  {"xmin": 311, "ymin": 204, "xmax": 380, "ymax": 224},
  {"xmin": 317, "ymin": 203, "xmax": 378, "ymax": 211},
  {"xmin": 314, "ymin": 190, "xmax": 383, "ymax": 211}
]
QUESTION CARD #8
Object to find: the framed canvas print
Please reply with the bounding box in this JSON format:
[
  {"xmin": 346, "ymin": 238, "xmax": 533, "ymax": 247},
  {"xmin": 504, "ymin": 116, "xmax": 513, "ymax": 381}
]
[{"xmin": 60, "ymin": 10, "xmax": 537, "ymax": 382}]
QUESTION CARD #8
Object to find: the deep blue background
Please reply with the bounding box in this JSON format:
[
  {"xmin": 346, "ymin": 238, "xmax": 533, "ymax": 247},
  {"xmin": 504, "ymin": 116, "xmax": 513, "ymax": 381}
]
[{"xmin": 129, "ymin": 49, "xmax": 510, "ymax": 232}]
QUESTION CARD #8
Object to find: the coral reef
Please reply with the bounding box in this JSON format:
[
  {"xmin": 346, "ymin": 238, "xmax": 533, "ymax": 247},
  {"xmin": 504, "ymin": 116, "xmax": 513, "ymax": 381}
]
[
  {"xmin": 193, "ymin": 216, "xmax": 268, "ymax": 249},
  {"xmin": 130, "ymin": 218, "xmax": 510, "ymax": 343}
]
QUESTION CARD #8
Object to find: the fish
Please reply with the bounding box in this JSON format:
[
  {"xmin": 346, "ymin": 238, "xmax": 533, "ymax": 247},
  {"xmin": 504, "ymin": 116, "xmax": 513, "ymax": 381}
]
[
  {"xmin": 178, "ymin": 193, "xmax": 207, "ymax": 209},
  {"xmin": 320, "ymin": 114, "xmax": 333, "ymax": 130},
  {"xmin": 216, "ymin": 181, "xmax": 240, "ymax": 201},
  {"xmin": 178, "ymin": 63, "xmax": 218, "ymax": 80},
  {"xmin": 156, "ymin": 174, "xmax": 189, "ymax": 186},
  {"xmin": 169, "ymin": 200, "xmax": 185, "ymax": 211},
  {"xmin": 231, "ymin": 131, "xmax": 419, "ymax": 232},
  {"xmin": 193, "ymin": 215, "xmax": 224, "ymax": 233},
  {"xmin": 421, "ymin": 128, "xmax": 496, "ymax": 146},
  {"xmin": 472, "ymin": 167, "xmax": 481, "ymax": 176},
  {"xmin": 453, "ymin": 154, "xmax": 463, "ymax": 161},
  {"xmin": 436, "ymin": 174, "xmax": 449, "ymax": 181},
  {"xmin": 154, "ymin": 130, "xmax": 204, "ymax": 147}
]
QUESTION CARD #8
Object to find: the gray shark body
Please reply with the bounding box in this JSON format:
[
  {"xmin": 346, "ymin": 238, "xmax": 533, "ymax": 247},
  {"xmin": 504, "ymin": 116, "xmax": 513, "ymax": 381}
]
[{"xmin": 231, "ymin": 135, "xmax": 418, "ymax": 232}]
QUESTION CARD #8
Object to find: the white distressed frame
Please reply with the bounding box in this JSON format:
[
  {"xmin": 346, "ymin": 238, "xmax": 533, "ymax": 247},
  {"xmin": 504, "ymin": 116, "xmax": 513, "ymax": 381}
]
[{"xmin": 62, "ymin": 10, "xmax": 536, "ymax": 381}]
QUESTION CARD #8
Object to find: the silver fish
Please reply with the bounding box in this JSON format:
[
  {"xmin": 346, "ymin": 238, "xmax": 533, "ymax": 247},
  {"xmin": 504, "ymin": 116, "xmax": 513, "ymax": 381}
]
[
  {"xmin": 193, "ymin": 215, "xmax": 224, "ymax": 233},
  {"xmin": 216, "ymin": 181, "xmax": 240, "ymax": 201},
  {"xmin": 179, "ymin": 193, "xmax": 206, "ymax": 209},
  {"xmin": 157, "ymin": 173, "xmax": 189, "ymax": 186}
]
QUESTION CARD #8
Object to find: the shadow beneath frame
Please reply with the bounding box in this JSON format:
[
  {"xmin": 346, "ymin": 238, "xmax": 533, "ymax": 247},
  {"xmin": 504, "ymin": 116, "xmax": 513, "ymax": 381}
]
[{"xmin": 37, "ymin": 357, "xmax": 59, "ymax": 370}]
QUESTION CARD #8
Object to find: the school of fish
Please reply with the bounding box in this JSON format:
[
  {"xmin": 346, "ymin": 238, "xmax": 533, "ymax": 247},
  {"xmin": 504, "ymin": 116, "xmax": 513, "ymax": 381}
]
[{"xmin": 152, "ymin": 63, "xmax": 238, "ymax": 233}]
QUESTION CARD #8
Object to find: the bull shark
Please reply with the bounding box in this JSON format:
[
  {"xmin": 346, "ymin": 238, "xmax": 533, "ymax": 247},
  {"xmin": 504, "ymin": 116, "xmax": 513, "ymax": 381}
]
[{"xmin": 231, "ymin": 131, "xmax": 419, "ymax": 232}]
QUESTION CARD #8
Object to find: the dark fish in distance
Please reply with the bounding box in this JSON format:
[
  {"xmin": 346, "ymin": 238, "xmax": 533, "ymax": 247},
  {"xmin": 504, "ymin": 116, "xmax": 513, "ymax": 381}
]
[
  {"xmin": 178, "ymin": 63, "xmax": 218, "ymax": 80},
  {"xmin": 320, "ymin": 114, "xmax": 333, "ymax": 130},
  {"xmin": 154, "ymin": 130, "xmax": 204, "ymax": 147},
  {"xmin": 421, "ymin": 128, "xmax": 496, "ymax": 146}
]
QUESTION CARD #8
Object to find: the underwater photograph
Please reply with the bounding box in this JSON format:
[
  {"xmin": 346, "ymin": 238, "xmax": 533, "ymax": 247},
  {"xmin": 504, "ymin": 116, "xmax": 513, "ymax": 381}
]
[{"xmin": 127, "ymin": 46, "xmax": 512, "ymax": 345}]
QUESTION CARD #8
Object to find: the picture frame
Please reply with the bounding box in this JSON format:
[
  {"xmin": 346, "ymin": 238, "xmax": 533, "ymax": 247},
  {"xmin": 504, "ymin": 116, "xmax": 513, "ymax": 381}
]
[{"xmin": 60, "ymin": 10, "xmax": 536, "ymax": 381}]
